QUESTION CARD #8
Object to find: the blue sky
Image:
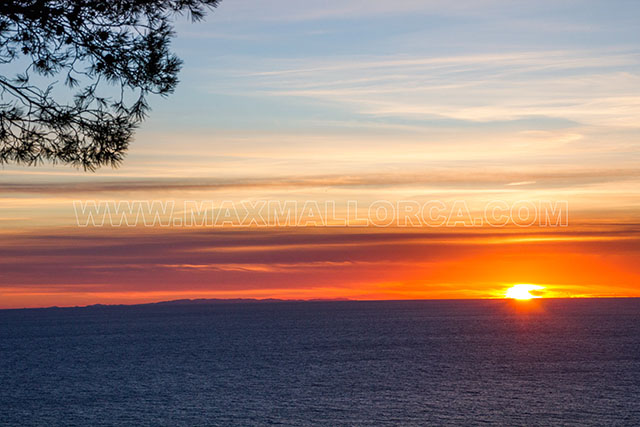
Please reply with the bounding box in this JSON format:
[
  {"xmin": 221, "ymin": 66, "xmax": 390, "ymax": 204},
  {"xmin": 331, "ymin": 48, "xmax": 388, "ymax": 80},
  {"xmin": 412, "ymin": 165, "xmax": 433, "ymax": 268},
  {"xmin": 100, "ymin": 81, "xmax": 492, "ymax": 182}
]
[
  {"xmin": 149, "ymin": 0, "xmax": 640, "ymax": 138},
  {"xmin": 3, "ymin": 0, "xmax": 640, "ymax": 222}
]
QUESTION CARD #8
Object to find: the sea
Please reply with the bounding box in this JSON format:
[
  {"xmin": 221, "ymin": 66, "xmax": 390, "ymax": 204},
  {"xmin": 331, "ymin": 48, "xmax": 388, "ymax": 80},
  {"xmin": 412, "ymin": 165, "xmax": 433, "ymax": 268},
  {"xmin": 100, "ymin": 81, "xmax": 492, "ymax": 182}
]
[{"xmin": 1, "ymin": 299, "xmax": 639, "ymax": 426}]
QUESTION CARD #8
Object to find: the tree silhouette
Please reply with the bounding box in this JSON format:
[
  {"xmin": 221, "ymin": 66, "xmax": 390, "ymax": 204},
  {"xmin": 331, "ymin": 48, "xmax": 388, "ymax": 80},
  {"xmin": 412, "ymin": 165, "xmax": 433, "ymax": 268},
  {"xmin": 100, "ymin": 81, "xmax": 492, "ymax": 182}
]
[{"xmin": 0, "ymin": 0, "xmax": 220, "ymax": 170}]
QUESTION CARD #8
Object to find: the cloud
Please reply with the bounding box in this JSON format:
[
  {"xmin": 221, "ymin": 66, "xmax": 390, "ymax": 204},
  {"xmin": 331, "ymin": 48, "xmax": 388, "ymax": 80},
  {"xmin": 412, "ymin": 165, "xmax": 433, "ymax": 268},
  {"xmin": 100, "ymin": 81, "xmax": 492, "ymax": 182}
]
[
  {"xmin": 208, "ymin": 0, "xmax": 506, "ymax": 22},
  {"xmin": 1, "ymin": 167, "xmax": 638, "ymax": 194},
  {"xmin": 214, "ymin": 50, "xmax": 640, "ymax": 128}
]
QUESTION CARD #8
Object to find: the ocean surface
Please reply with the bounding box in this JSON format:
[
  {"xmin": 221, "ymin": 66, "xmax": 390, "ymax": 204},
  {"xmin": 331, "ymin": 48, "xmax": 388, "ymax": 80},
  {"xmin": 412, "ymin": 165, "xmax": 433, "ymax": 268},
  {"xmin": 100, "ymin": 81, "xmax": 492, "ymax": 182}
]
[{"xmin": 1, "ymin": 299, "xmax": 639, "ymax": 426}]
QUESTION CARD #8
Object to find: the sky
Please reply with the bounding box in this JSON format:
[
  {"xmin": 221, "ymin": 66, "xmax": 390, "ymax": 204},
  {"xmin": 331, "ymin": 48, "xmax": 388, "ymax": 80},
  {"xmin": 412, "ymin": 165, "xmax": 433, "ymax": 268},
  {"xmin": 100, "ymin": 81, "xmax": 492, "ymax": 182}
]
[{"xmin": 1, "ymin": 0, "xmax": 640, "ymax": 308}]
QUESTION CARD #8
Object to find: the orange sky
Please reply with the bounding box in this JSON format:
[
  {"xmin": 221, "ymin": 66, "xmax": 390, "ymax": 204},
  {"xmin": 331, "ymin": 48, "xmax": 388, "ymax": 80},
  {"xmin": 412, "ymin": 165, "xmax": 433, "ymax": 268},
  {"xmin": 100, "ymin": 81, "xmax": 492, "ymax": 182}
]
[{"xmin": 1, "ymin": 222, "xmax": 639, "ymax": 308}]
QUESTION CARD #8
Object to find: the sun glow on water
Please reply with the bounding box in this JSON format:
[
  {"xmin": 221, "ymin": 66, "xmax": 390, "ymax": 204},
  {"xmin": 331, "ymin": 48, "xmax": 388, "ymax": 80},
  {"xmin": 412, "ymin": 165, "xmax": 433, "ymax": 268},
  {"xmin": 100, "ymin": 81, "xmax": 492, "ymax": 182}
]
[{"xmin": 505, "ymin": 284, "xmax": 545, "ymax": 300}]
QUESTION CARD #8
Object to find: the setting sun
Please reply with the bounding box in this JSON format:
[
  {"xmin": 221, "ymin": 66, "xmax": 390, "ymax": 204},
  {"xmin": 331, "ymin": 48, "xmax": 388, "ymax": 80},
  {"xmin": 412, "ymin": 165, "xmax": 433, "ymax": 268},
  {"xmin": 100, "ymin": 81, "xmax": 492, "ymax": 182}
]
[{"xmin": 505, "ymin": 284, "xmax": 545, "ymax": 300}]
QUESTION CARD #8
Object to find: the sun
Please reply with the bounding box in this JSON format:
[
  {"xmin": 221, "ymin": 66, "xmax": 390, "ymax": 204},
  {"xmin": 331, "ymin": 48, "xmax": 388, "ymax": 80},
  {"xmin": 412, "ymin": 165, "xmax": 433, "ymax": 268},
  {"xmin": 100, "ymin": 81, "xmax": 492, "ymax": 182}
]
[{"xmin": 505, "ymin": 284, "xmax": 545, "ymax": 300}]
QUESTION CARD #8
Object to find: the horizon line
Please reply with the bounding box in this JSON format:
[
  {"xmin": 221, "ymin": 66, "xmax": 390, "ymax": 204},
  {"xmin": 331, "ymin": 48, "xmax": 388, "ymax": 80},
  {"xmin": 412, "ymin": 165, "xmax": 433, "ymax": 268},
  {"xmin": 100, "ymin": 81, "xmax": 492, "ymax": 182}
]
[{"xmin": 3, "ymin": 295, "xmax": 639, "ymax": 311}]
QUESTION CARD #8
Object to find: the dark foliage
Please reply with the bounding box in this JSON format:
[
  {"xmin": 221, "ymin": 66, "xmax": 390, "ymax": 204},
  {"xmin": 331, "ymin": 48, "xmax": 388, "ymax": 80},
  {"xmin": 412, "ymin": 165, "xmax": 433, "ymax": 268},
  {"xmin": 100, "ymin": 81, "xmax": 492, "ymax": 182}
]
[{"xmin": 0, "ymin": 0, "xmax": 220, "ymax": 170}]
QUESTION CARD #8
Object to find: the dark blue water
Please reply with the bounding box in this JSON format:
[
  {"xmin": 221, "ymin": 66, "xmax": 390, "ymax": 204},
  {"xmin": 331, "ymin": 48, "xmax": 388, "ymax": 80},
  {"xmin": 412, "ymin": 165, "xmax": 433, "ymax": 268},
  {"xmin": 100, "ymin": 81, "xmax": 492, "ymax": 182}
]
[{"xmin": 1, "ymin": 299, "xmax": 640, "ymax": 425}]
